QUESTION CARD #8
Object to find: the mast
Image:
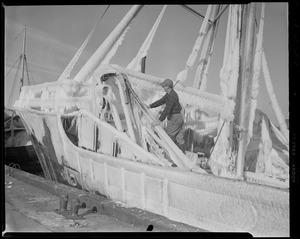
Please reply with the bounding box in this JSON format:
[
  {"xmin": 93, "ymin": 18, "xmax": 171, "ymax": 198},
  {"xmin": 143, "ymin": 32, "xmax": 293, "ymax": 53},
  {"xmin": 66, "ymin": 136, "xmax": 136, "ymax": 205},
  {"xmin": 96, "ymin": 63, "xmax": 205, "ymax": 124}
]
[
  {"xmin": 20, "ymin": 25, "xmax": 27, "ymax": 90},
  {"xmin": 193, "ymin": 5, "xmax": 221, "ymax": 90},
  {"xmin": 262, "ymin": 51, "xmax": 289, "ymax": 143},
  {"xmin": 74, "ymin": 5, "xmax": 143, "ymax": 83},
  {"xmin": 235, "ymin": 3, "xmax": 256, "ymax": 179},
  {"xmin": 127, "ymin": 5, "xmax": 166, "ymax": 72}
]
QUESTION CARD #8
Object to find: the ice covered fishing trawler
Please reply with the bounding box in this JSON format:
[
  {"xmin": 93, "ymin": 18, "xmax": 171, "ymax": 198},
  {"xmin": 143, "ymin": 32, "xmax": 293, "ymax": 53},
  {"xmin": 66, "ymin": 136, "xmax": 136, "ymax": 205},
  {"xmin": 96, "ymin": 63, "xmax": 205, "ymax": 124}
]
[{"xmin": 14, "ymin": 4, "xmax": 289, "ymax": 236}]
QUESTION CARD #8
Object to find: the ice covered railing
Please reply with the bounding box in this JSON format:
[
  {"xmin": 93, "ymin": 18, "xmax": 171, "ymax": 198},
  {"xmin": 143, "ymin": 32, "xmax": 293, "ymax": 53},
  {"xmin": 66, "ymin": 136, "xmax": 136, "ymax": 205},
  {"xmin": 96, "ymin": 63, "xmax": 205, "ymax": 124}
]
[
  {"xmin": 89, "ymin": 64, "xmax": 228, "ymax": 163},
  {"xmin": 14, "ymin": 80, "xmax": 96, "ymax": 114},
  {"xmin": 93, "ymin": 64, "xmax": 235, "ymax": 122},
  {"xmin": 183, "ymin": 105, "xmax": 218, "ymax": 135}
]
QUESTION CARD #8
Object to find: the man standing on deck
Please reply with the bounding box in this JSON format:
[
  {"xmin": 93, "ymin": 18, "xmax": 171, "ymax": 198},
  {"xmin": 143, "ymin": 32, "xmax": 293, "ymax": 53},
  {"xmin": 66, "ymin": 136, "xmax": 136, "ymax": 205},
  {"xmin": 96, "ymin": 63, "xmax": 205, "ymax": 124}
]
[{"xmin": 146, "ymin": 79, "xmax": 186, "ymax": 153}]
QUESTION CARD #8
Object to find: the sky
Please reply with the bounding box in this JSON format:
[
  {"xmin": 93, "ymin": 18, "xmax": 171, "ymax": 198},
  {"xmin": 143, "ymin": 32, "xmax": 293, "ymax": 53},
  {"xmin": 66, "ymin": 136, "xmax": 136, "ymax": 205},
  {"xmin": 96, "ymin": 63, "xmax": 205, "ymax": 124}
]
[{"xmin": 4, "ymin": 4, "xmax": 288, "ymax": 125}]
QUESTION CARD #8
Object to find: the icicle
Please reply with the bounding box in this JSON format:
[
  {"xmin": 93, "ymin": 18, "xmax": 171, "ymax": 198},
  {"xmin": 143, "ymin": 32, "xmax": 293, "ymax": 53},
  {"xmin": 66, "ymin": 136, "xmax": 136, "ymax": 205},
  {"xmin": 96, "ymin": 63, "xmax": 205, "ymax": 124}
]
[
  {"xmin": 176, "ymin": 69, "xmax": 188, "ymax": 85},
  {"xmin": 127, "ymin": 5, "xmax": 167, "ymax": 71},
  {"xmin": 248, "ymin": 3, "xmax": 264, "ymax": 140},
  {"xmin": 262, "ymin": 50, "xmax": 289, "ymax": 143},
  {"xmin": 101, "ymin": 26, "xmax": 131, "ymax": 65},
  {"xmin": 195, "ymin": 26, "xmax": 212, "ymax": 91},
  {"xmin": 194, "ymin": 5, "xmax": 220, "ymax": 90},
  {"xmin": 219, "ymin": 5, "xmax": 241, "ymax": 99},
  {"xmin": 176, "ymin": 5, "xmax": 212, "ymax": 84},
  {"xmin": 222, "ymin": 5, "xmax": 240, "ymax": 105},
  {"xmin": 270, "ymin": 120, "xmax": 289, "ymax": 148},
  {"xmin": 210, "ymin": 5, "xmax": 241, "ymax": 178},
  {"xmin": 219, "ymin": 5, "xmax": 232, "ymax": 98},
  {"xmin": 256, "ymin": 116, "xmax": 273, "ymax": 175},
  {"xmin": 228, "ymin": 40, "xmax": 240, "ymax": 98},
  {"xmin": 227, "ymin": 5, "xmax": 241, "ymax": 99}
]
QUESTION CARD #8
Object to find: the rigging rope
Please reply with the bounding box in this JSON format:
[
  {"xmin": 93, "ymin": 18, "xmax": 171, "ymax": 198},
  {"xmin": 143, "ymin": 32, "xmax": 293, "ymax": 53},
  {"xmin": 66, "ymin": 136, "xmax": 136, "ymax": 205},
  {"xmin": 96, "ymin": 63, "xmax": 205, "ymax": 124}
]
[
  {"xmin": 5, "ymin": 55, "xmax": 22, "ymax": 79},
  {"xmin": 58, "ymin": 5, "xmax": 110, "ymax": 81},
  {"xmin": 7, "ymin": 56, "xmax": 22, "ymax": 108},
  {"xmin": 209, "ymin": 120, "xmax": 225, "ymax": 156},
  {"xmin": 180, "ymin": 5, "xmax": 213, "ymax": 25},
  {"xmin": 14, "ymin": 28, "xmax": 25, "ymax": 40},
  {"xmin": 212, "ymin": 5, "xmax": 229, "ymax": 24},
  {"xmin": 5, "ymin": 28, "xmax": 25, "ymax": 52},
  {"xmin": 26, "ymin": 59, "xmax": 36, "ymax": 85},
  {"xmin": 24, "ymin": 55, "xmax": 31, "ymax": 85}
]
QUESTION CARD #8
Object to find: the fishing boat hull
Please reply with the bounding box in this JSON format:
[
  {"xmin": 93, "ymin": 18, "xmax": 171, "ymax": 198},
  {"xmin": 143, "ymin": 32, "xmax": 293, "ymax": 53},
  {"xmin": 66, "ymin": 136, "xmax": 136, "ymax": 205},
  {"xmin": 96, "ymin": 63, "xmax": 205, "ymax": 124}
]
[{"xmin": 15, "ymin": 107, "xmax": 289, "ymax": 237}]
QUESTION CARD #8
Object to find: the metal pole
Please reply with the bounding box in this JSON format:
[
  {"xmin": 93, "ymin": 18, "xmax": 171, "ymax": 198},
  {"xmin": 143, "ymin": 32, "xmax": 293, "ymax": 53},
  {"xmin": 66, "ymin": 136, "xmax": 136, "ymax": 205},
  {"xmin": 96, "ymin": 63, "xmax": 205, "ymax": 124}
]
[
  {"xmin": 180, "ymin": 5, "xmax": 213, "ymax": 25},
  {"xmin": 10, "ymin": 111, "xmax": 15, "ymax": 147},
  {"xmin": 141, "ymin": 56, "xmax": 146, "ymax": 73},
  {"xmin": 20, "ymin": 26, "xmax": 27, "ymax": 90}
]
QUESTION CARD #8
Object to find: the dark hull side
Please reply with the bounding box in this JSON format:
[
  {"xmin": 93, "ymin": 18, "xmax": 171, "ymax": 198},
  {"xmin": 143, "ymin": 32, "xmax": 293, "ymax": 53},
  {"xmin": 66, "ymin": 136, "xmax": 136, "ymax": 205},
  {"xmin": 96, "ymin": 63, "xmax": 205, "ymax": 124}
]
[
  {"xmin": 25, "ymin": 114, "xmax": 77, "ymax": 188},
  {"xmin": 5, "ymin": 145, "xmax": 43, "ymax": 175}
]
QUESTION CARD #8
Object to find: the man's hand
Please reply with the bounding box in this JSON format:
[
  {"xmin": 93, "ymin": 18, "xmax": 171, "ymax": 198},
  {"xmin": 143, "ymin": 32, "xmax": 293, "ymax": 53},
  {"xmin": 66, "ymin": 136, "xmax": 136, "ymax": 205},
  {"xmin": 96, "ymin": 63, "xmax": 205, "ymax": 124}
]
[
  {"xmin": 151, "ymin": 120, "xmax": 161, "ymax": 127},
  {"xmin": 146, "ymin": 105, "xmax": 151, "ymax": 109}
]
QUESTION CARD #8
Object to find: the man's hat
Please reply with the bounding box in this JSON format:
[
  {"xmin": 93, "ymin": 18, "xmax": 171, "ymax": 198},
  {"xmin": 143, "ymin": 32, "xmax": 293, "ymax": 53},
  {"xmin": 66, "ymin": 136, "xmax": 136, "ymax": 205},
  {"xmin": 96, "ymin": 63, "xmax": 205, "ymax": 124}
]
[{"xmin": 160, "ymin": 79, "xmax": 173, "ymax": 88}]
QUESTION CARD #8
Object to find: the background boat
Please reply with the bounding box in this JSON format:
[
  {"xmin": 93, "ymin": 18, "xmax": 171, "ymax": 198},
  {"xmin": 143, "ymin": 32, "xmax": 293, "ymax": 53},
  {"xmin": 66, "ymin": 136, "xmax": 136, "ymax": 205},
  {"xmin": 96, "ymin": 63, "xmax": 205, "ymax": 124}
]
[{"xmin": 4, "ymin": 26, "xmax": 42, "ymax": 174}]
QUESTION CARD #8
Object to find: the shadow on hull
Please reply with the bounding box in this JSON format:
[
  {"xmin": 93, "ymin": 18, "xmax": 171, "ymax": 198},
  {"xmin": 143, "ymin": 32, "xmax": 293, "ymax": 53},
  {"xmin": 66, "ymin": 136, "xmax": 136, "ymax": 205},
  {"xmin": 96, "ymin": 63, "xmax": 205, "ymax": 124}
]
[{"xmin": 5, "ymin": 145, "xmax": 43, "ymax": 176}]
